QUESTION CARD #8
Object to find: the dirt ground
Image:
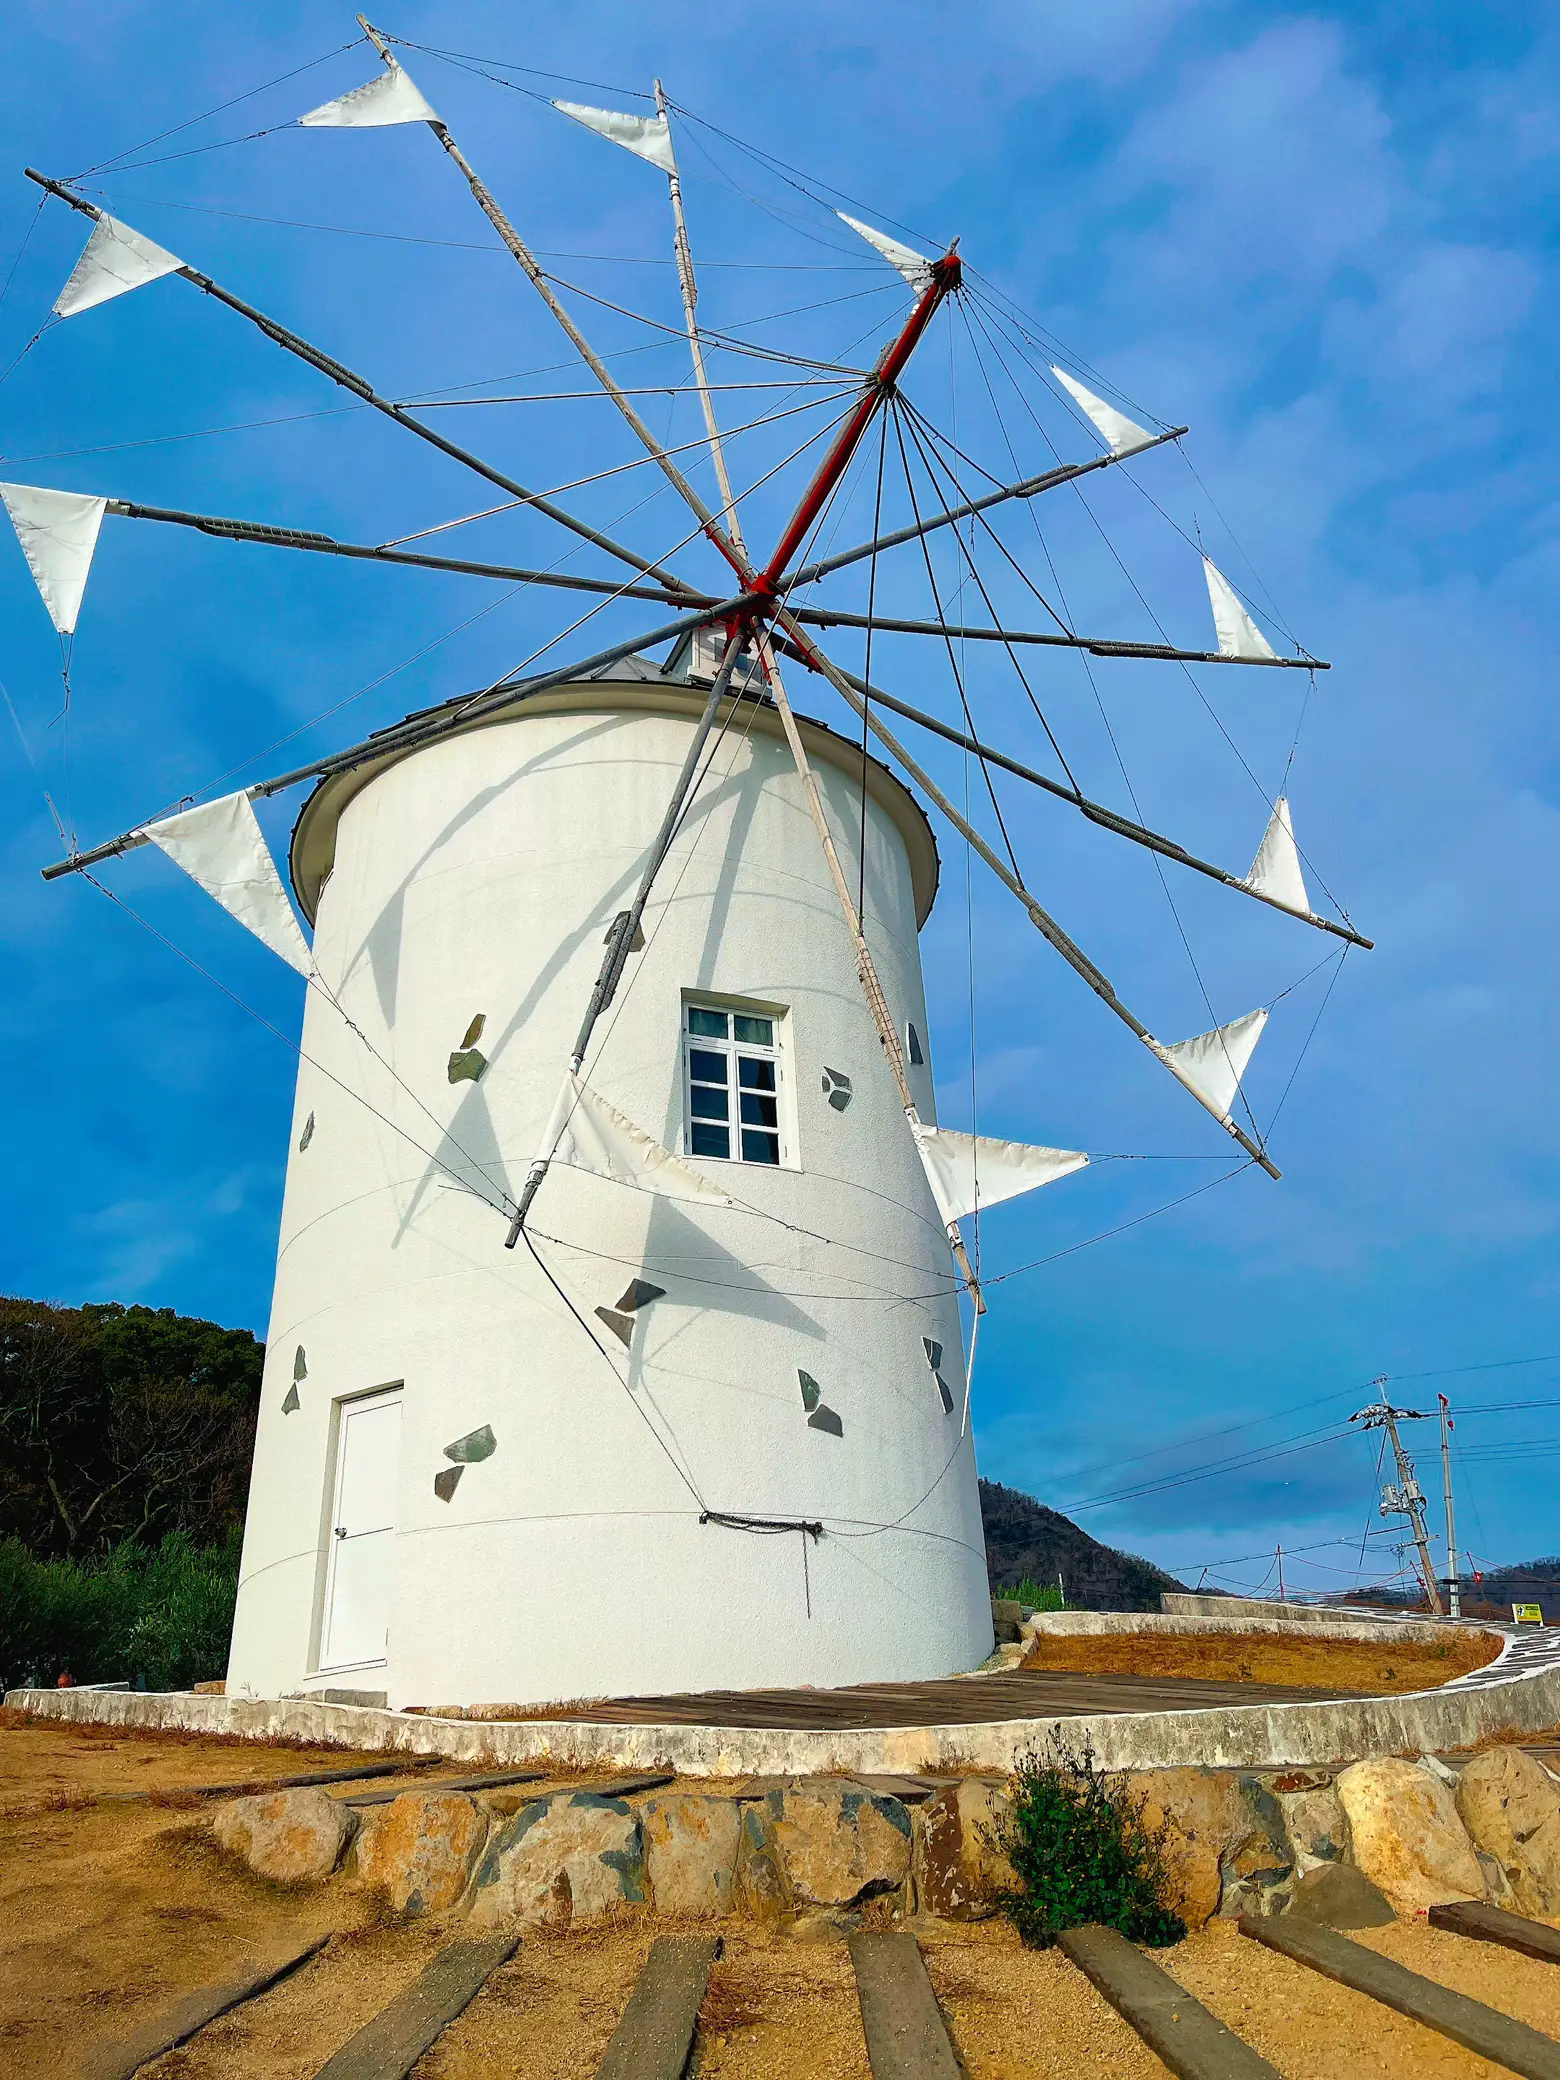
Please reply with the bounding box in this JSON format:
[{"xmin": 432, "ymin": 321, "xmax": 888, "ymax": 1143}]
[
  {"xmin": 5, "ymin": 1718, "xmax": 1560, "ymax": 2078},
  {"xmin": 1021, "ymin": 1626, "xmax": 1501, "ymax": 1693}
]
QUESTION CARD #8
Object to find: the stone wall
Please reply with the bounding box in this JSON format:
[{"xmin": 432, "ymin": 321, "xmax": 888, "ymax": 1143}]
[{"xmin": 203, "ymin": 1744, "xmax": 1560, "ymax": 1940}]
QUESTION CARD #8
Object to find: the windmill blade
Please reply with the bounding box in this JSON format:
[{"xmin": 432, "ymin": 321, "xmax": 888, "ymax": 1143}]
[
  {"xmin": 1204, "ymin": 557, "xmax": 1277, "ymax": 661},
  {"xmin": 1245, "ymin": 798, "xmax": 1310, "ymax": 916},
  {"xmin": 1148, "ymin": 1009, "xmax": 1268, "ymax": 1124},
  {"xmin": 23, "ymin": 170, "xmax": 696, "ymax": 600},
  {"xmin": 837, "ymin": 212, "xmax": 936, "ymax": 291},
  {"xmin": 299, "ymin": 56, "xmax": 439, "ymax": 127},
  {"xmin": 910, "ymin": 1124, "xmax": 1087, "ymax": 1225},
  {"xmin": 140, "ymin": 792, "xmax": 313, "ymax": 975},
  {"xmin": 53, "ymin": 213, "xmax": 182, "ymax": 320},
  {"xmin": 1050, "ymin": 367, "xmax": 1158, "ymax": 457},
  {"xmin": 0, "ymin": 482, "xmax": 106, "ymax": 634},
  {"xmin": 553, "ymin": 100, "xmax": 677, "ymax": 173}
]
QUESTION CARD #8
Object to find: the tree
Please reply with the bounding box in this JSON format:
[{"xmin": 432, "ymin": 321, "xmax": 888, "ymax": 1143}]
[{"xmin": 0, "ymin": 1296, "xmax": 262, "ymax": 1556}]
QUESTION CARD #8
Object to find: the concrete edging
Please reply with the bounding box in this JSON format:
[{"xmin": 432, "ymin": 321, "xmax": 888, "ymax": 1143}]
[
  {"xmin": 1024, "ymin": 1610, "xmax": 1496, "ymax": 1649},
  {"xmin": 8, "ymin": 1632, "xmax": 1558, "ymax": 1778}
]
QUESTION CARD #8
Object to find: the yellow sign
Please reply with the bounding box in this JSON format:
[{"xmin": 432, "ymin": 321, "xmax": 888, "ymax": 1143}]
[{"xmin": 1513, "ymin": 1603, "xmax": 1544, "ymax": 1625}]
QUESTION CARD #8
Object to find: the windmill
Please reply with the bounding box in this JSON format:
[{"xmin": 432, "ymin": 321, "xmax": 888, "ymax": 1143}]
[{"xmin": 6, "ymin": 31, "xmax": 1369, "ymax": 1707}]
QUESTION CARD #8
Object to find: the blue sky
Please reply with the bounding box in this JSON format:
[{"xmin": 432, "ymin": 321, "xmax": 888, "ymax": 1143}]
[{"xmin": 3, "ymin": 1, "xmax": 1556, "ymax": 1597}]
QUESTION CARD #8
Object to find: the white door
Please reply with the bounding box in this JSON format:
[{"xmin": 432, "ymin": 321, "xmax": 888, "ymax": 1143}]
[{"xmin": 320, "ymin": 1388, "xmax": 401, "ymax": 1671}]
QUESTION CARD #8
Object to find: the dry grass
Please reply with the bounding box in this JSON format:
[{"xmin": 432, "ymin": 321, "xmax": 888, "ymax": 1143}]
[{"xmin": 1020, "ymin": 1627, "xmax": 1500, "ymax": 1694}]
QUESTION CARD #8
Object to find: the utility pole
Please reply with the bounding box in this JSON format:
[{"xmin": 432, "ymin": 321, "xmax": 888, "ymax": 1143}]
[
  {"xmin": 1352, "ymin": 1388, "xmax": 1443, "ymax": 1617},
  {"xmin": 1276, "ymin": 1544, "xmax": 1286, "ymax": 1602},
  {"xmin": 1439, "ymin": 1394, "xmax": 1461, "ymax": 1620}
]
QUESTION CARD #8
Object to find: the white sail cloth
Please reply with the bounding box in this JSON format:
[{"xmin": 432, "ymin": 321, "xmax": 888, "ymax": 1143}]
[
  {"xmin": 543, "ymin": 1072, "xmax": 732, "ymax": 1205},
  {"xmin": 0, "ymin": 482, "xmax": 106, "ymax": 635},
  {"xmin": 553, "ymin": 101, "xmax": 676, "ymax": 174},
  {"xmin": 1245, "ymin": 797, "xmax": 1309, "ymax": 916},
  {"xmin": 54, "ymin": 214, "xmax": 183, "ymax": 321},
  {"xmin": 836, "ymin": 213, "xmax": 934, "ymax": 291},
  {"xmin": 1050, "ymin": 368, "xmax": 1156, "ymax": 457},
  {"xmin": 300, "ymin": 57, "xmax": 438, "ymax": 128},
  {"xmin": 1150, "ymin": 1008, "xmax": 1267, "ymax": 1123},
  {"xmin": 1204, "ymin": 558, "xmax": 1276, "ymax": 661},
  {"xmin": 911, "ymin": 1121, "xmax": 1087, "ymax": 1226},
  {"xmin": 140, "ymin": 791, "xmax": 312, "ymax": 975}
]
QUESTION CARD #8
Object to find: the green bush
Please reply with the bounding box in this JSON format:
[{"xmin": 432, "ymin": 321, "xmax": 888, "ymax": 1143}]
[
  {"xmin": 1001, "ymin": 1578, "xmax": 1066, "ymax": 1611},
  {"xmin": 994, "ymin": 1738, "xmax": 1187, "ymax": 1949},
  {"xmin": 0, "ymin": 1531, "xmax": 239, "ymax": 1691}
]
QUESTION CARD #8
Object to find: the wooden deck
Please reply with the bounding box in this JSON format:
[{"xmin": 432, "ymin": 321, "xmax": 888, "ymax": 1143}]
[{"xmin": 526, "ymin": 1668, "xmax": 1362, "ymax": 1731}]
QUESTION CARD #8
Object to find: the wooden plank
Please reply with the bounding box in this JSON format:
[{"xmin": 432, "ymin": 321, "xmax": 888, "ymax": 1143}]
[
  {"xmin": 101, "ymin": 1762, "xmax": 419, "ymax": 1805},
  {"xmin": 1059, "ymin": 1924, "xmax": 1281, "ymax": 2080},
  {"xmin": 82, "ymin": 1935, "xmax": 330, "ymax": 2080},
  {"xmin": 593, "ymin": 1933, "xmax": 720, "ymax": 2080},
  {"xmin": 567, "ymin": 1772, "xmax": 676, "ymax": 1799},
  {"xmin": 849, "ymin": 1931, "xmax": 963, "ymax": 2080},
  {"xmin": 1429, "ymin": 1899, "xmax": 1560, "ymax": 1967},
  {"xmin": 1241, "ymin": 1913, "xmax": 1560, "ymax": 2079},
  {"xmin": 310, "ymin": 1934, "xmax": 519, "ymax": 2080},
  {"xmin": 849, "ymin": 1775, "xmax": 942, "ymax": 1804},
  {"xmin": 340, "ymin": 1769, "xmax": 547, "ymax": 1807}
]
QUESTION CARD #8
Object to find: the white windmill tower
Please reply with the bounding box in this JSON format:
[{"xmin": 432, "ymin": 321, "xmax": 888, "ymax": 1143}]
[{"xmin": 12, "ymin": 32, "xmax": 1369, "ymax": 1708}]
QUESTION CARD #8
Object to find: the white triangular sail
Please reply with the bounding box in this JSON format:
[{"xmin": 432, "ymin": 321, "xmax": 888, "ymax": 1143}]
[
  {"xmin": 0, "ymin": 482, "xmax": 107, "ymax": 635},
  {"xmin": 140, "ymin": 791, "xmax": 312, "ymax": 975},
  {"xmin": 299, "ymin": 57, "xmax": 438, "ymax": 128},
  {"xmin": 548, "ymin": 1072, "xmax": 732, "ymax": 1205},
  {"xmin": 1050, "ymin": 367, "xmax": 1156, "ymax": 457},
  {"xmin": 911, "ymin": 1121, "xmax": 1088, "ymax": 1227},
  {"xmin": 1204, "ymin": 558, "xmax": 1276, "ymax": 661},
  {"xmin": 552, "ymin": 101, "xmax": 676, "ymax": 175},
  {"xmin": 1152, "ymin": 1008, "xmax": 1267, "ymax": 1123},
  {"xmin": 53, "ymin": 215, "xmax": 183, "ymax": 321},
  {"xmin": 836, "ymin": 212, "xmax": 933, "ymax": 291},
  {"xmin": 1244, "ymin": 797, "xmax": 1309, "ymax": 916}
]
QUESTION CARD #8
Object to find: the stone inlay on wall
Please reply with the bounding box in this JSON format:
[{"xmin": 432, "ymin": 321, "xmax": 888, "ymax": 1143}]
[
  {"xmin": 595, "ymin": 1277, "xmax": 665, "ymax": 1348},
  {"xmin": 798, "ymin": 1369, "xmax": 843, "ymax": 1437},
  {"xmin": 297, "ymin": 1109, "xmax": 315, "ymax": 1151},
  {"xmin": 447, "ymin": 1012, "xmax": 488, "ymax": 1084}
]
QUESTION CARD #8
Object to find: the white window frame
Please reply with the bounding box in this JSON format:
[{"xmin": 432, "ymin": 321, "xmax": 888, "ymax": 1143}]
[{"xmin": 681, "ymin": 995, "xmax": 797, "ymax": 1170}]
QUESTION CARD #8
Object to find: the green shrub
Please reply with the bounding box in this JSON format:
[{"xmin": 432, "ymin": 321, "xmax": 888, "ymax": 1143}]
[
  {"xmin": 1001, "ymin": 1578, "xmax": 1066, "ymax": 1611},
  {"xmin": 0, "ymin": 1531, "xmax": 239, "ymax": 1691},
  {"xmin": 994, "ymin": 1738, "xmax": 1187, "ymax": 1949}
]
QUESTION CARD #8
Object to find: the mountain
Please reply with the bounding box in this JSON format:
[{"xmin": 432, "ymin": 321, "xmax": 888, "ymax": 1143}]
[{"xmin": 979, "ymin": 1479, "xmax": 1188, "ymax": 1613}]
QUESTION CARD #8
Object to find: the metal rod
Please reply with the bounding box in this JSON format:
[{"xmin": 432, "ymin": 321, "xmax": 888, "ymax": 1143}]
[
  {"xmin": 784, "ymin": 653, "xmax": 1371, "ymax": 948},
  {"xmin": 505, "ymin": 628, "xmax": 747, "ymax": 1247},
  {"xmin": 355, "ymin": 22, "xmax": 752, "ymax": 586},
  {"xmin": 775, "ymin": 604, "xmax": 1282, "ymax": 1179},
  {"xmin": 23, "ymin": 168, "xmax": 697, "ymax": 600},
  {"xmin": 789, "ymin": 603, "xmax": 1327, "ymax": 671},
  {"xmin": 780, "ymin": 432, "xmax": 1190, "ymax": 592},
  {"xmin": 99, "ymin": 499, "xmax": 700, "ymax": 604},
  {"xmin": 39, "ymin": 597, "xmax": 748, "ymax": 882}
]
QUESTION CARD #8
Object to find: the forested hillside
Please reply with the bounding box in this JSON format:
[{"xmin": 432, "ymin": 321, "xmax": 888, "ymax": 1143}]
[{"xmin": 980, "ymin": 1479, "xmax": 1187, "ymax": 1612}]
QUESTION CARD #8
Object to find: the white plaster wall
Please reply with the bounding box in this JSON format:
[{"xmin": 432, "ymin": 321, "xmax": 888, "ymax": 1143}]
[{"xmin": 227, "ymin": 685, "xmax": 992, "ymax": 1707}]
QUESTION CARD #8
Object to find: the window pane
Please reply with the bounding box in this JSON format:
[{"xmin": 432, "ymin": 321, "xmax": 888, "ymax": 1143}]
[
  {"xmin": 737, "ymin": 1057, "xmax": 775, "ymax": 1091},
  {"xmin": 740, "ymin": 1091, "xmax": 778, "ymax": 1128},
  {"xmin": 690, "ymin": 1121, "xmax": 730, "ymax": 1158},
  {"xmin": 732, "ymin": 1014, "xmax": 773, "ymax": 1047},
  {"xmin": 741, "ymin": 1128, "xmax": 780, "ymax": 1164},
  {"xmin": 688, "ymin": 1007, "xmax": 728, "ymax": 1039},
  {"xmin": 688, "ymin": 1048, "xmax": 728, "ymax": 1084},
  {"xmin": 690, "ymin": 1085, "xmax": 729, "ymax": 1121}
]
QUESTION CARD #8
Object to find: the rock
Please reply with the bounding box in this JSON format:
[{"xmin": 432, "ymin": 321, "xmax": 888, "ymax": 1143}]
[
  {"xmin": 1455, "ymin": 1745, "xmax": 1560, "ymax": 1917},
  {"xmin": 1288, "ymin": 1860, "xmax": 1395, "ymax": 1929},
  {"xmin": 352, "ymin": 1792, "xmax": 489, "ymax": 1917},
  {"xmin": 912, "ymin": 1780, "xmax": 1016, "ymax": 1921},
  {"xmin": 642, "ymin": 1794, "xmax": 742, "ymax": 1918},
  {"xmin": 783, "ymin": 1909, "xmax": 860, "ymax": 1941},
  {"xmin": 1278, "ymin": 1786, "xmax": 1352, "ymax": 1875},
  {"xmin": 1476, "ymin": 1849, "xmax": 1516, "ymax": 1905},
  {"xmin": 732, "ymin": 1802, "xmax": 788, "ymax": 1920},
  {"xmin": 1129, "ymin": 1769, "xmax": 1255, "ymax": 1932},
  {"xmin": 1335, "ymin": 1759, "xmax": 1484, "ymax": 1916},
  {"xmin": 212, "ymin": 1786, "xmax": 355, "ymax": 1884},
  {"xmin": 467, "ymin": 1792, "xmax": 644, "ymax": 1931},
  {"xmin": 1216, "ymin": 1780, "xmax": 1293, "ymax": 1919},
  {"xmin": 767, "ymin": 1784, "xmax": 912, "ymax": 1909}
]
